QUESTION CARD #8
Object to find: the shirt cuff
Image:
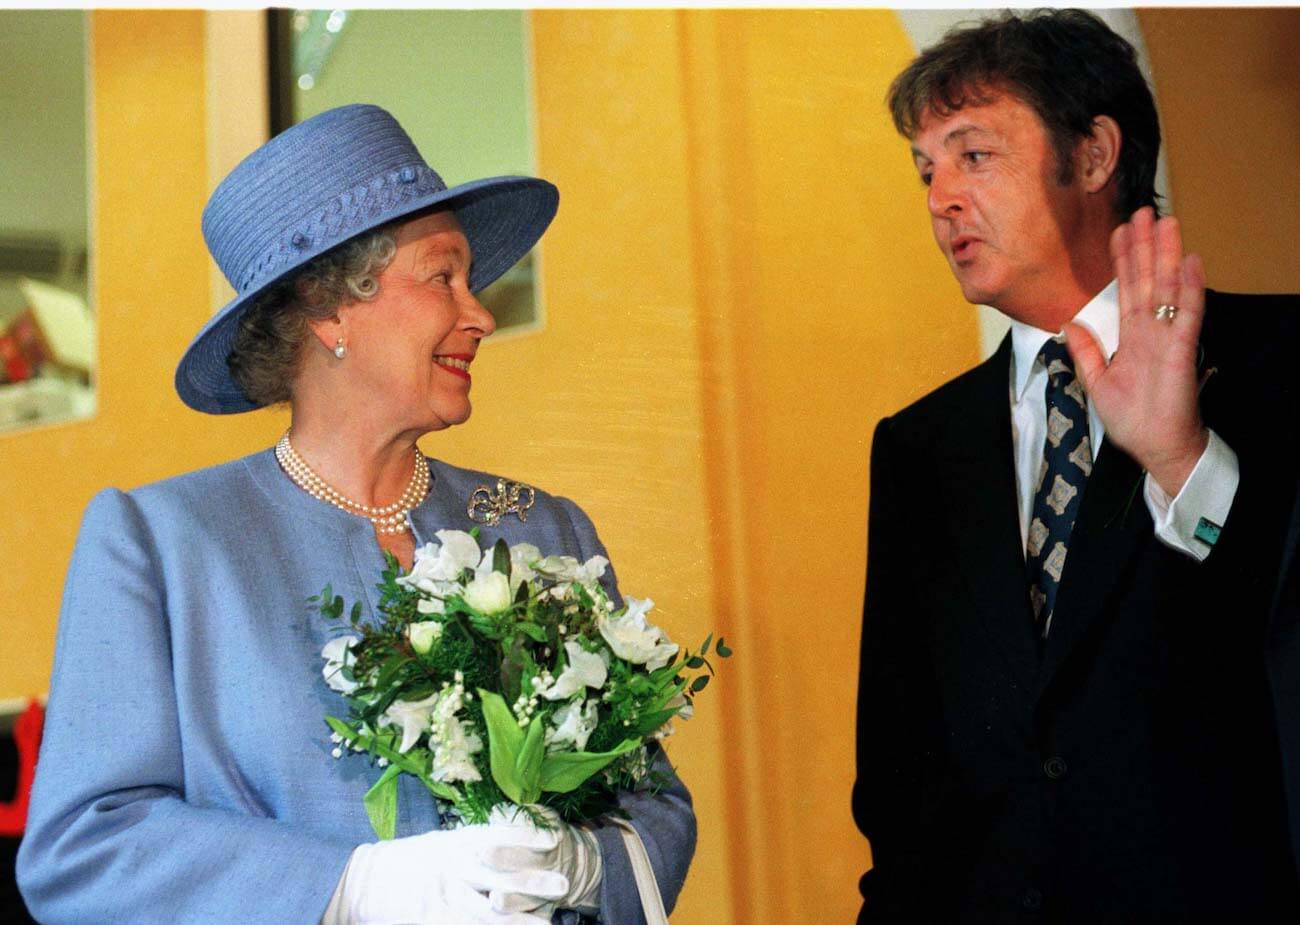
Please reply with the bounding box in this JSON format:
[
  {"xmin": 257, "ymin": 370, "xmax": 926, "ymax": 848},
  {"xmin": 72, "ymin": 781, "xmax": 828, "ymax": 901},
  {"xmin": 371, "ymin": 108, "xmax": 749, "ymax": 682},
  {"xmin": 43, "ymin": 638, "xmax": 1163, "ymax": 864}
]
[{"xmin": 1143, "ymin": 429, "xmax": 1238, "ymax": 562}]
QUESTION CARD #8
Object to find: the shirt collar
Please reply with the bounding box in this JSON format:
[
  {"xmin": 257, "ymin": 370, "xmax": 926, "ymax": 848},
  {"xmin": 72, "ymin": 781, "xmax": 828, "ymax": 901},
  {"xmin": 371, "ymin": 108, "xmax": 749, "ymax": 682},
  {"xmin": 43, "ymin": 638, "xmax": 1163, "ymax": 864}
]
[{"xmin": 1010, "ymin": 279, "xmax": 1119, "ymax": 402}]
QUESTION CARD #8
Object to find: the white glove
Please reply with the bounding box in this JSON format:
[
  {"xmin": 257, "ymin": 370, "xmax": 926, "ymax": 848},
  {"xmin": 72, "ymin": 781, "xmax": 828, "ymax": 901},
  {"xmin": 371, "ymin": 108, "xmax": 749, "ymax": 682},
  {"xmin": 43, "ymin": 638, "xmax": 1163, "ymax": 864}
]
[
  {"xmin": 477, "ymin": 805, "xmax": 603, "ymax": 917},
  {"xmin": 323, "ymin": 824, "xmax": 566, "ymax": 925}
]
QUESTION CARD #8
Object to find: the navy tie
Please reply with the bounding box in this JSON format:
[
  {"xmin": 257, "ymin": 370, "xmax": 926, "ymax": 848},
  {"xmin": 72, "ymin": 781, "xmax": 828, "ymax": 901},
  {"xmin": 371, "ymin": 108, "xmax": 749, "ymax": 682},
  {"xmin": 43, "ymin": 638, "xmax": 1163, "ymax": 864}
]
[{"xmin": 1026, "ymin": 338, "xmax": 1091, "ymax": 631}]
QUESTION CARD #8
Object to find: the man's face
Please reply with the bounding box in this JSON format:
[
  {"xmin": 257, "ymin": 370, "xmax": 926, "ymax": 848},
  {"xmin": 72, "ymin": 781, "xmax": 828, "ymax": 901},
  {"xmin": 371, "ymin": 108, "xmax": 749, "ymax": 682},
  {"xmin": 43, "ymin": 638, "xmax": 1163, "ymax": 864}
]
[{"xmin": 910, "ymin": 91, "xmax": 1092, "ymax": 326}]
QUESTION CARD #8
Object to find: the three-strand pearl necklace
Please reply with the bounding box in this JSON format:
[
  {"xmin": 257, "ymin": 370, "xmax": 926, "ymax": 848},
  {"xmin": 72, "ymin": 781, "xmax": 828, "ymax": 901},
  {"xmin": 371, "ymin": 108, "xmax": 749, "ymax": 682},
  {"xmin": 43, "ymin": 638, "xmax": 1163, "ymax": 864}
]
[{"xmin": 275, "ymin": 432, "xmax": 430, "ymax": 535}]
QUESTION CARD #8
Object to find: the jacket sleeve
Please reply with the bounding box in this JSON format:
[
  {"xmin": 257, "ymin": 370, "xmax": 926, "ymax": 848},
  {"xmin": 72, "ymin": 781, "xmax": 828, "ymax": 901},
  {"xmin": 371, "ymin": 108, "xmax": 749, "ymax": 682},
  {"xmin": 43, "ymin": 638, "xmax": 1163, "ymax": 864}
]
[
  {"xmin": 555, "ymin": 496, "xmax": 698, "ymax": 924},
  {"xmin": 853, "ymin": 418, "xmax": 959, "ymax": 923},
  {"xmin": 16, "ymin": 488, "xmax": 355, "ymax": 925}
]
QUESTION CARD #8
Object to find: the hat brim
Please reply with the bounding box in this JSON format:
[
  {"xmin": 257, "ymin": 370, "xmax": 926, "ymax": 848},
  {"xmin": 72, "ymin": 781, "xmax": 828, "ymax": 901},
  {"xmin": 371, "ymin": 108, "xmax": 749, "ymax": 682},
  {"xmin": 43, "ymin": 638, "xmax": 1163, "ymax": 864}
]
[{"xmin": 175, "ymin": 175, "xmax": 558, "ymax": 415}]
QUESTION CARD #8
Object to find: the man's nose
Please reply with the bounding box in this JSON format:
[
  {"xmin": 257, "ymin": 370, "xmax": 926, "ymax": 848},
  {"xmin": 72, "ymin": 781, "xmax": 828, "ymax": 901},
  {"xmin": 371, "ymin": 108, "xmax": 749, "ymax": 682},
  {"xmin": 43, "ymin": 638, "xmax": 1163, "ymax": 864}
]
[{"xmin": 927, "ymin": 164, "xmax": 965, "ymax": 218}]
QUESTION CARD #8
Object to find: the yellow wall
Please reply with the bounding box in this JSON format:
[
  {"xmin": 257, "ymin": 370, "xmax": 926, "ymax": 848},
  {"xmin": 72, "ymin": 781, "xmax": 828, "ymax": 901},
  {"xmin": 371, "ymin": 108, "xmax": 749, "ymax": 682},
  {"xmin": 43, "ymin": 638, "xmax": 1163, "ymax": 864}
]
[
  {"xmin": 1, "ymin": 11, "xmax": 286, "ymax": 700},
  {"xmin": 1138, "ymin": 8, "xmax": 1300, "ymax": 293},
  {"xmin": 5, "ymin": 9, "xmax": 972, "ymax": 923}
]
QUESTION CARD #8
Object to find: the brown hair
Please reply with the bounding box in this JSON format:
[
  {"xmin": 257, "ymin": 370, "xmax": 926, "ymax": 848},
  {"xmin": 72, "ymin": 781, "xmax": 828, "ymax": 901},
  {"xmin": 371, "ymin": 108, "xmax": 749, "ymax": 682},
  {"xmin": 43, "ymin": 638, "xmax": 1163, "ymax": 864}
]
[{"xmin": 887, "ymin": 9, "xmax": 1161, "ymax": 217}]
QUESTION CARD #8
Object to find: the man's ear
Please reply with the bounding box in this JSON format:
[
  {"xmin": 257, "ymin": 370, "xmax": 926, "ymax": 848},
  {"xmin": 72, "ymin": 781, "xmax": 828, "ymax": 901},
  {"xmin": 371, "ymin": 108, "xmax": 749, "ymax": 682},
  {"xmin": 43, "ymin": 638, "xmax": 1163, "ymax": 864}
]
[{"xmin": 1080, "ymin": 115, "xmax": 1122, "ymax": 195}]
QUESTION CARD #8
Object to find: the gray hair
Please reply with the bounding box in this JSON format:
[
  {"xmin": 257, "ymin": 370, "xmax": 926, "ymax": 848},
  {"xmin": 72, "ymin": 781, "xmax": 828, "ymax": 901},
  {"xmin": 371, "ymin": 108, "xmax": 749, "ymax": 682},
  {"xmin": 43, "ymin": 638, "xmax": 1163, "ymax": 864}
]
[{"xmin": 227, "ymin": 224, "xmax": 398, "ymax": 407}]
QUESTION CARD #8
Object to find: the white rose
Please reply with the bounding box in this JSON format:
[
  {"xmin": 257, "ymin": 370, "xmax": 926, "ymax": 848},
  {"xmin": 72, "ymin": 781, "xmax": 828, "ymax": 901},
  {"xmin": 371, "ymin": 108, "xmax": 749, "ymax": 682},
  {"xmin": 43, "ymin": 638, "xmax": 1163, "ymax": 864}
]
[
  {"xmin": 407, "ymin": 621, "xmax": 443, "ymax": 654},
  {"xmin": 597, "ymin": 597, "xmax": 679, "ymax": 672},
  {"xmin": 539, "ymin": 641, "xmax": 609, "ymax": 701},
  {"xmin": 321, "ymin": 635, "xmax": 360, "ymax": 694},
  {"xmin": 462, "ymin": 571, "xmax": 513, "ymax": 615},
  {"xmin": 545, "ymin": 697, "xmax": 599, "ymax": 753}
]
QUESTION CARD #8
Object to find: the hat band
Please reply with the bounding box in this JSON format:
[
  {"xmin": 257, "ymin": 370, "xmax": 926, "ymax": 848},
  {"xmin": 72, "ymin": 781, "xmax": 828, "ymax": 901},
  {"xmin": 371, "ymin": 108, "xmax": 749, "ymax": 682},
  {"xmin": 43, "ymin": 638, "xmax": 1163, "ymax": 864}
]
[{"xmin": 228, "ymin": 163, "xmax": 446, "ymax": 294}]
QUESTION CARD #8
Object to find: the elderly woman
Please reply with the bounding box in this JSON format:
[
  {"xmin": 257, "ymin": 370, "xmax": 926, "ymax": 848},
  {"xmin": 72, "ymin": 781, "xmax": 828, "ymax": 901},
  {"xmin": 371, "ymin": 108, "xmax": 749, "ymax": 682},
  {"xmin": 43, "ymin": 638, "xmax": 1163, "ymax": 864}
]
[{"xmin": 17, "ymin": 104, "xmax": 695, "ymax": 924}]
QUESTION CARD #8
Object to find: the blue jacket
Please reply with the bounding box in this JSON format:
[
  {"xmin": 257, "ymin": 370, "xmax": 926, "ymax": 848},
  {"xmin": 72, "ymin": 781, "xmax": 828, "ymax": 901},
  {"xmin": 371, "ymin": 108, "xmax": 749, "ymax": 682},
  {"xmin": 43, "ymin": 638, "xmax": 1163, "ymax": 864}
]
[{"xmin": 17, "ymin": 449, "xmax": 696, "ymax": 924}]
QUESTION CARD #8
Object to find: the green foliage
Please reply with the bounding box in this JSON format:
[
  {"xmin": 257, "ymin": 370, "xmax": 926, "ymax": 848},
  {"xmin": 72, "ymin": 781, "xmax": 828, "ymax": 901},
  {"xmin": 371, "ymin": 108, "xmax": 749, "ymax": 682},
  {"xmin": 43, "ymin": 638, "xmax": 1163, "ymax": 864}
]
[{"xmin": 315, "ymin": 535, "xmax": 732, "ymax": 828}]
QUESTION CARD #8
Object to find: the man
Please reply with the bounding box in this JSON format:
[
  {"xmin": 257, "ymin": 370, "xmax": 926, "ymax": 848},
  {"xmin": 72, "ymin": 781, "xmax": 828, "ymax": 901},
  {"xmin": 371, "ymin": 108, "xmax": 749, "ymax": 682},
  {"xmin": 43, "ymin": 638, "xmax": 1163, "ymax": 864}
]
[{"xmin": 854, "ymin": 10, "xmax": 1300, "ymax": 923}]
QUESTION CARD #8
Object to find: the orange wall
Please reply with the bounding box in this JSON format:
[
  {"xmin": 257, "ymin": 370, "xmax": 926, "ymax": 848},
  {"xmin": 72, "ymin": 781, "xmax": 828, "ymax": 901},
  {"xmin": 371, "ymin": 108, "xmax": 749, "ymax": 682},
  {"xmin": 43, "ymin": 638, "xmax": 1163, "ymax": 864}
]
[{"xmin": 1139, "ymin": 8, "xmax": 1300, "ymax": 293}]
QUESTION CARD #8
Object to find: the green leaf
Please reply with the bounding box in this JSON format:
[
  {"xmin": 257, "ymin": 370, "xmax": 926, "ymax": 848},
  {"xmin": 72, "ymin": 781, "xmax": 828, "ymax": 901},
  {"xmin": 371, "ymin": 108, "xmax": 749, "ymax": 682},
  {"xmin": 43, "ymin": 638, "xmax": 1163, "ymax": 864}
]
[
  {"xmin": 627, "ymin": 706, "xmax": 683, "ymax": 739},
  {"xmin": 479, "ymin": 689, "xmax": 526, "ymax": 803},
  {"xmin": 686, "ymin": 656, "xmax": 706, "ymax": 670},
  {"xmin": 515, "ymin": 716, "xmax": 546, "ymax": 804},
  {"xmin": 516, "ymin": 622, "xmax": 547, "ymax": 643},
  {"xmin": 493, "ymin": 538, "xmax": 511, "ymax": 578},
  {"xmin": 699, "ymin": 633, "xmax": 713, "ymax": 656},
  {"xmin": 363, "ymin": 764, "xmax": 402, "ymax": 840},
  {"xmin": 350, "ymin": 601, "xmax": 363, "ymax": 625},
  {"xmin": 716, "ymin": 637, "xmax": 733, "ymax": 658},
  {"xmin": 539, "ymin": 739, "xmax": 641, "ymax": 793},
  {"xmin": 690, "ymin": 674, "xmax": 711, "ymax": 693}
]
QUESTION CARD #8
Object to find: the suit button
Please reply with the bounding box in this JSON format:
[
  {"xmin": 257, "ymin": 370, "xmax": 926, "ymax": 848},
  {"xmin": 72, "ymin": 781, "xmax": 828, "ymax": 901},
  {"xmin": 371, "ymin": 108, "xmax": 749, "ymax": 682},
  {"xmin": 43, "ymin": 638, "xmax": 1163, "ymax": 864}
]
[
  {"xmin": 1022, "ymin": 887, "xmax": 1043, "ymax": 911},
  {"xmin": 1043, "ymin": 756, "xmax": 1067, "ymax": 779}
]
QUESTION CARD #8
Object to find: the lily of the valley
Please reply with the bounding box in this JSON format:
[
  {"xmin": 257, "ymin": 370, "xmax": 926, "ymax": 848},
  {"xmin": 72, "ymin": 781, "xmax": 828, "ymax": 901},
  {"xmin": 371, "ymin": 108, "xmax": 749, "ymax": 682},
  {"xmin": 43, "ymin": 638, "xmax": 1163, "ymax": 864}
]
[{"xmin": 598, "ymin": 597, "xmax": 679, "ymax": 672}]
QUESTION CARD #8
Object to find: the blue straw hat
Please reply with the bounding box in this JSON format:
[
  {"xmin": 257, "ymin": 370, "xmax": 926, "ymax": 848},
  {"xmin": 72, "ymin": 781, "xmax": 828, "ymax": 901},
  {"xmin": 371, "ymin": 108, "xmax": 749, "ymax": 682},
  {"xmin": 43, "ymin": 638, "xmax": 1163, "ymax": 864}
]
[{"xmin": 175, "ymin": 103, "xmax": 558, "ymax": 414}]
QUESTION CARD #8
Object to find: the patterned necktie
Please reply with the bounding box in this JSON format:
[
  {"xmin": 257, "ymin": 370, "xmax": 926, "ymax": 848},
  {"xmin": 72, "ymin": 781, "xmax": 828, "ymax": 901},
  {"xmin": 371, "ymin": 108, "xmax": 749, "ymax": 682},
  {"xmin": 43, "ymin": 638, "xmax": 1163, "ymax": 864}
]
[{"xmin": 1025, "ymin": 338, "xmax": 1091, "ymax": 631}]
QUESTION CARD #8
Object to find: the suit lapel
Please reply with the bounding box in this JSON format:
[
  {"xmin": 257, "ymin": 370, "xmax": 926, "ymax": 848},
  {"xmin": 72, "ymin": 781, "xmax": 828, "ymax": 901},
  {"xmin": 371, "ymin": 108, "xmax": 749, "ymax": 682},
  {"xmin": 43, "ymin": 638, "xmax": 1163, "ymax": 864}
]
[
  {"xmin": 1035, "ymin": 435, "xmax": 1149, "ymax": 696},
  {"xmin": 934, "ymin": 335, "xmax": 1041, "ymax": 690}
]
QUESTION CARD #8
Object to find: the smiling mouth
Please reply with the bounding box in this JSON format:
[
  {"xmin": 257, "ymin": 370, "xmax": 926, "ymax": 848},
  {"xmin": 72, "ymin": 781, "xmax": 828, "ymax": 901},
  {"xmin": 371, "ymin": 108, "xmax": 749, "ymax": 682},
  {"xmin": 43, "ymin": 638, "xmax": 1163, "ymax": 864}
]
[{"xmin": 433, "ymin": 354, "xmax": 473, "ymax": 380}]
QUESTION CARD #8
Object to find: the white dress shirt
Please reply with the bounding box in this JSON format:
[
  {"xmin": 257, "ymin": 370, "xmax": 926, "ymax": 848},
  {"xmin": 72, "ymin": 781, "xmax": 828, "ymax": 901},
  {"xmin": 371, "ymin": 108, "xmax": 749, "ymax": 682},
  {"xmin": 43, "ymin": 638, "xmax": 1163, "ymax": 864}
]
[{"xmin": 1009, "ymin": 280, "xmax": 1236, "ymax": 563}]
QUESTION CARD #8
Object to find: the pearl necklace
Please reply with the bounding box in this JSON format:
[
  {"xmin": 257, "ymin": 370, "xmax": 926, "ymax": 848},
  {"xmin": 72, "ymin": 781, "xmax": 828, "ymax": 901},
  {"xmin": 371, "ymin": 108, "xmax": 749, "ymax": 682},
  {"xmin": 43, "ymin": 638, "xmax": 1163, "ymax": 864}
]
[{"xmin": 275, "ymin": 432, "xmax": 429, "ymax": 535}]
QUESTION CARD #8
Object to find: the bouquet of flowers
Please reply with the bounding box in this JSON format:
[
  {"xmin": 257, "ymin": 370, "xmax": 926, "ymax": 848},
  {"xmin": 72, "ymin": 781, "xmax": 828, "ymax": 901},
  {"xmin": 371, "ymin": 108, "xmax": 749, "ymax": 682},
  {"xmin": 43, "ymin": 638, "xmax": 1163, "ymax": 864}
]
[{"xmin": 317, "ymin": 529, "xmax": 729, "ymax": 838}]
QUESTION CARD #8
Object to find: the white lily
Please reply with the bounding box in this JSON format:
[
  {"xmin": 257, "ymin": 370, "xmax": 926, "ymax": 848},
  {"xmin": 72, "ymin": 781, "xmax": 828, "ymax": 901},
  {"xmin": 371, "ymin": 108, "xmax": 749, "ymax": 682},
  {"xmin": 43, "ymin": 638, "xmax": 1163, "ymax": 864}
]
[
  {"xmin": 534, "ymin": 554, "xmax": 609, "ymax": 585},
  {"xmin": 476, "ymin": 542, "xmax": 542, "ymax": 592},
  {"xmin": 401, "ymin": 530, "xmax": 482, "ymax": 590},
  {"xmin": 598, "ymin": 597, "xmax": 679, "ymax": 671},
  {"xmin": 539, "ymin": 640, "xmax": 609, "ymax": 701},
  {"xmin": 321, "ymin": 635, "xmax": 360, "ymax": 694},
  {"xmin": 381, "ymin": 693, "xmax": 439, "ymax": 753},
  {"xmin": 545, "ymin": 697, "xmax": 599, "ymax": 752}
]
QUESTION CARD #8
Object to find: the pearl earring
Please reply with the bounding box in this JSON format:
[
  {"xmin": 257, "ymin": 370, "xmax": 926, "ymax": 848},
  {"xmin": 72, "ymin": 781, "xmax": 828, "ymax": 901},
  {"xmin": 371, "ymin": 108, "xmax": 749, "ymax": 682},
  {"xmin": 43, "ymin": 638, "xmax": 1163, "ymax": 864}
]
[{"xmin": 333, "ymin": 338, "xmax": 347, "ymax": 360}]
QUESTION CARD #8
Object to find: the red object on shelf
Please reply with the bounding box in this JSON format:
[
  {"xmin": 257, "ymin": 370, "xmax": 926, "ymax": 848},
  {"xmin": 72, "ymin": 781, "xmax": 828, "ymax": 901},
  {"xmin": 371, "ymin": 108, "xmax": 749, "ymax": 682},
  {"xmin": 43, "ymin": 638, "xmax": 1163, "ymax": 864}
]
[
  {"xmin": 0, "ymin": 333, "xmax": 32, "ymax": 385},
  {"xmin": 0, "ymin": 700, "xmax": 45, "ymax": 837}
]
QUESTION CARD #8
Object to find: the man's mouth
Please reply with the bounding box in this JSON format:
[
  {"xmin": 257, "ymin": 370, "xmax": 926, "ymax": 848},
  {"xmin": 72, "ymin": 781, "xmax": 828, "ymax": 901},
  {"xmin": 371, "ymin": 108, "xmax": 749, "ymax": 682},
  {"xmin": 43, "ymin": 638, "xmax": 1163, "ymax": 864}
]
[
  {"xmin": 950, "ymin": 235, "xmax": 980, "ymax": 263},
  {"xmin": 433, "ymin": 353, "xmax": 473, "ymax": 380}
]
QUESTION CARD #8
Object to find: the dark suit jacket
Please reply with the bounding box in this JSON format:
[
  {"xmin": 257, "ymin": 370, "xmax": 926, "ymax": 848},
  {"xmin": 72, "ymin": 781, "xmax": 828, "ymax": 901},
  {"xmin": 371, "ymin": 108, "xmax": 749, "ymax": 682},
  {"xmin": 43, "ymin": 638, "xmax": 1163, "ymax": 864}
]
[{"xmin": 854, "ymin": 291, "xmax": 1300, "ymax": 924}]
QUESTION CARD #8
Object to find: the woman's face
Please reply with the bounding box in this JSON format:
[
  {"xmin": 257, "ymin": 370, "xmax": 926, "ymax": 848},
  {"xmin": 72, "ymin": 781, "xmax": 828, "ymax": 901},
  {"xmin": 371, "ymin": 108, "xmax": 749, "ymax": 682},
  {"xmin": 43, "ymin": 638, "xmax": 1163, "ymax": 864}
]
[{"xmin": 335, "ymin": 210, "xmax": 496, "ymax": 434}]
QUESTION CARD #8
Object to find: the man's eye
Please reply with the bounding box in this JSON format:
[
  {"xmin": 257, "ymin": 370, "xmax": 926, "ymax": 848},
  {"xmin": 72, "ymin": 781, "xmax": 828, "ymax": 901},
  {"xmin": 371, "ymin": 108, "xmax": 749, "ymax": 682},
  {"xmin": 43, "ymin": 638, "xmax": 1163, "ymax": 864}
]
[
  {"xmin": 963, "ymin": 150, "xmax": 990, "ymax": 165},
  {"xmin": 919, "ymin": 171, "xmax": 933, "ymax": 187}
]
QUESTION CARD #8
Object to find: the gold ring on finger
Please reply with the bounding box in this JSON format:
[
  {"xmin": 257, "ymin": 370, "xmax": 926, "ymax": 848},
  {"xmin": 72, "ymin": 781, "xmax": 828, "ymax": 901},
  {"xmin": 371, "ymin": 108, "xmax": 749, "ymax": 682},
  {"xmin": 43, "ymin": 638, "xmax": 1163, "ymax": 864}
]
[{"xmin": 1154, "ymin": 303, "xmax": 1178, "ymax": 322}]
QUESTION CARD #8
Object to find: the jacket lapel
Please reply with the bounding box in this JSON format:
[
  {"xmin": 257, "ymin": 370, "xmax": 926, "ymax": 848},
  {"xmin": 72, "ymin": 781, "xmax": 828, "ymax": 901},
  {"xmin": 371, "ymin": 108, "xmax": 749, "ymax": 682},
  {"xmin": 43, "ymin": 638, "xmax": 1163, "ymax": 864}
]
[
  {"xmin": 934, "ymin": 335, "xmax": 1041, "ymax": 690},
  {"xmin": 1035, "ymin": 435, "xmax": 1149, "ymax": 697}
]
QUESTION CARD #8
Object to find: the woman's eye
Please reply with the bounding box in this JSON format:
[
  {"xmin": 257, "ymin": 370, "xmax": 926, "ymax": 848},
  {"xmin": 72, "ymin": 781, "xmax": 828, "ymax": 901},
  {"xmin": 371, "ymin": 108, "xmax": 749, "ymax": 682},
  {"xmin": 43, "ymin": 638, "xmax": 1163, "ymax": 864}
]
[
  {"xmin": 963, "ymin": 150, "xmax": 990, "ymax": 165},
  {"xmin": 919, "ymin": 171, "xmax": 933, "ymax": 187}
]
